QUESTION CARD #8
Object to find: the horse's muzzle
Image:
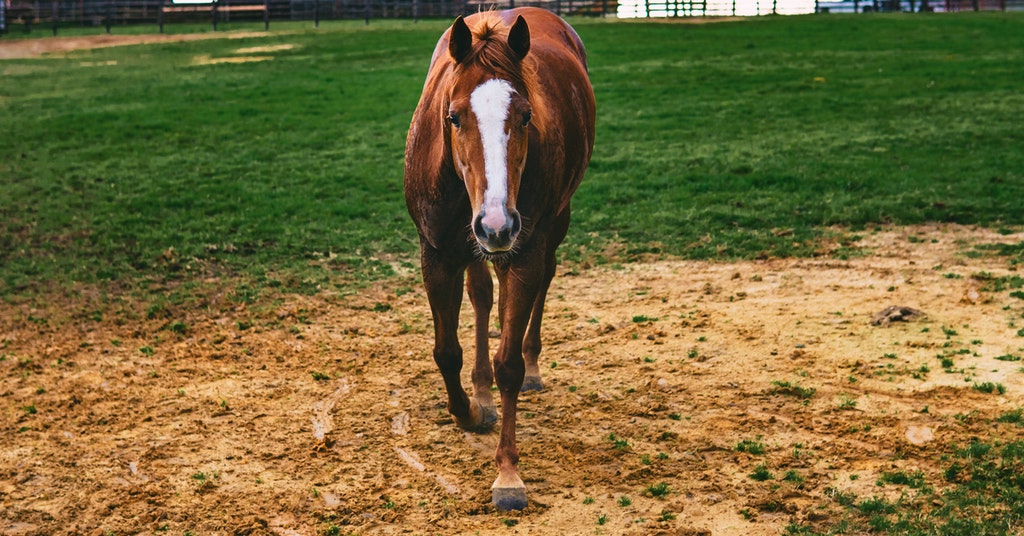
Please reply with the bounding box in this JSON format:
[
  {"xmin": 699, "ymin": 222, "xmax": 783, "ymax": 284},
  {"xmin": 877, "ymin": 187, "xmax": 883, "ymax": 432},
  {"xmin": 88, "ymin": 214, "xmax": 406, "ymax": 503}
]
[{"xmin": 473, "ymin": 207, "xmax": 521, "ymax": 253}]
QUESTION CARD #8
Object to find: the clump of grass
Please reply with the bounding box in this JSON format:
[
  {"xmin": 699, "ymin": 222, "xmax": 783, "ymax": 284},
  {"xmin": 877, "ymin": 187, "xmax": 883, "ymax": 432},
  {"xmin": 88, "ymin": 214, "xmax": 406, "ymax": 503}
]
[
  {"xmin": 735, "ymin": 438, "xmax": 767, "ymax": 455},
  {"xmin": 618, "ymin": 495, "xmax": 632, "ymax": 507},
  {"xmin": 972, "ymin": 382, "xmax": 1007, "ymax": 395},
  {"xmin": 750, "ymin": 464, "xmax": 774, "ymax": 481},
  {"xmin": 995, "ymin": 408, "xmax": 1023, "ymax": 424},
  {"xmin": 995, "ymin": 354, "xmax": 1021, "ymax": 362},
  {"xmin": 310, "ymin": 371, "xmax": 330, "ymax": 381},
  {"xmin": 877, "ymin": 470, "xmax": 927, "ymax": 489},
  {"xmin": 607, "ymin": 433, "xmax": 630, "ymax": 451},
  {"xmin": 838, "ymin": 395, "xmax": 858, "ymax": 410},
  {"xmin": 191, "ymin": 471, "xmax": 218, "ymax": 492},
  {"xmin": 769, "ymin": 380, "xmax": 816, "ymax": 399},
  {"xmin": 645, "ymin": 482, "xmax": 671, "ymax": 498}
]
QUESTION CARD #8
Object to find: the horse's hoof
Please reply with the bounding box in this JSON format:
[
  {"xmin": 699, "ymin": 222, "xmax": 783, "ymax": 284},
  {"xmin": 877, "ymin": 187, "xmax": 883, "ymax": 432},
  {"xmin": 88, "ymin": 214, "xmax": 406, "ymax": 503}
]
[
  {"xmin": 479, "ymin": 403, "xmax": 498, "ymax": 427},
  {"xmin": 492, "ymin": 486, "xmax": 528, "ymax": 511},
  {"xmin": 521, "ymin": 375, "xmax": 543, "ymax": 392},
  {"xmin": 455, "ymin": 399, "xmax": 497, "ymax": 431}
]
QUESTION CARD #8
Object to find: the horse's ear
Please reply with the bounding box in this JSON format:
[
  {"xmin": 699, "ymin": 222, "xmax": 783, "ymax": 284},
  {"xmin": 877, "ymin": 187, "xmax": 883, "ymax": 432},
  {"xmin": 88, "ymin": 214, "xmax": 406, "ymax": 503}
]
[
  {"xmin": 449, "ymin": 16, "xmax": 473, "ymax": 64},
  {"xmin": 507, "ymin": 15, "xmax": 530, "ymax": 61}
]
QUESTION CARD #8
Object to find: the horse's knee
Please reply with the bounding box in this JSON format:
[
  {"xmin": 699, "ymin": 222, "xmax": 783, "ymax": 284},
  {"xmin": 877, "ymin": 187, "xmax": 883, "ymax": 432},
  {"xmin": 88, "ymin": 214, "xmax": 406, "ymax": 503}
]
[
  {"xmin": 433, "ymin": 345, "xmax": 463, "ymax": 375},
  {"xmin": 493, "ymin": 355, "xmax": 525, "ymax": 392}
]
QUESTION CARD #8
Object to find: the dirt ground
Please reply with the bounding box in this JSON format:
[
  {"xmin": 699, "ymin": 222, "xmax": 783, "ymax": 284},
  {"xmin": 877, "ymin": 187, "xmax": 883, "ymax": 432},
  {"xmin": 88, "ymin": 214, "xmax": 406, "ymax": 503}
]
[{"xmin": 2, "ymin": 224, "xmax": 1024, "ymax": 535}]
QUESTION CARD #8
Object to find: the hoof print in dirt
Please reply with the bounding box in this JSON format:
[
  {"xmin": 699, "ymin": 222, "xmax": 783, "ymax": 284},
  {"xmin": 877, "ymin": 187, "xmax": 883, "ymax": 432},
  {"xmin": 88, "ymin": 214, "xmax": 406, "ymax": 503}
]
[
  {"xmin": 492, "ymin": 486, "xmax": 529, "ymax": 512},
  {"xmin": 871, "ymin": 305, "xmax": 926, "ymax": 326}
]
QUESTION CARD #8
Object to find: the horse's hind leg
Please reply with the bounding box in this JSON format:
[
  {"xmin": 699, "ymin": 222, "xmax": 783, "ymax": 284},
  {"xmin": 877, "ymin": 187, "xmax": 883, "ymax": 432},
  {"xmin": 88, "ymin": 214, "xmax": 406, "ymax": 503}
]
[
  {"xmin": 521, "ymin": 210, "xmax": 569, "ymax": 392},
  {"xmin": 466, "ymin": 260, "xmax": 498, "ymax": 427}
]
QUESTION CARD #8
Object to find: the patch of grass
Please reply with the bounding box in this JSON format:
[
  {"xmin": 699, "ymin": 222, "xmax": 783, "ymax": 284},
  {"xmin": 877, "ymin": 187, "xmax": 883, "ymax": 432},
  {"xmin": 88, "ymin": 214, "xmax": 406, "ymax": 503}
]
[
  {"xmin": 645, "ymin": 482, "xmax": 671, "ymax": 498},
  {"xmin": 607, "ymin": 433, "xmax": 630, "ymax": 451},
  {"xmin": 617, "ymin": 495, "xmax": 632, "ymax": 507},
  {"xmin": 838, "ymin": 395, "xmax": 858, "ymax": 410},
  {"xmin": 995, "ymin": 408, "xmax": 1023, "ymax": 424},
  {"xmin": 972, "ymin": 272, "xmax": 1024, "ymax": 292},
  {"xmin": 972, "ymin": 382, "xmax": 1007, "ymax": 395},
  {"xmin": 877, "ymin": 470, "xmax": 927, "ymax": 489},
  {"xmin": 750, "ymin": 464, "xmax": 774, "ymax": 482},
  {"xmin": 735, "ymin": 438, "xmax": 767, "ymax": 455},
  {"xmin": 769, "ymin": 380, "xmax": 816, "ymax": 399}
]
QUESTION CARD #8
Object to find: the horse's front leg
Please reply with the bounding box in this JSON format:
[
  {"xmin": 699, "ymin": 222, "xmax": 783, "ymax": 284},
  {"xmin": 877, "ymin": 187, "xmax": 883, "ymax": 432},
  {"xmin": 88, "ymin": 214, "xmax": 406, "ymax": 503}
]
[
  {"xmin": 466, "ymin": 260, "xmax": 498, "ymax": 427},
  {"xmin": 521, "ymin": 210, "xmax": 569, "ymax": 392},
  {"xmin": 490, "ymin": 252, "xmax": 545, "ymax": 511},
  {"xmin": 420, "ymin": 248, "xmax": 485, "ymax": 429}
]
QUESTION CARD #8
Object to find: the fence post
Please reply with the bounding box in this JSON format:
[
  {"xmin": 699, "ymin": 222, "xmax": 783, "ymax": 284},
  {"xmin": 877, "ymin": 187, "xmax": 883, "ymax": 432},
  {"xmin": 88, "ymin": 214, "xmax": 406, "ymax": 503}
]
[
  {"xmin": 364, "ymin": 0, "xmax": 370, "ymax": 25},
  {"xmin": 52, "ymin": 0, "xmax": 58, "ymax": 36},
  {"xmin": 212, "ymin": 0, "xmax": 218, "ymax": 31},
  {"xmin": 106, "ymin": 0, "xmax": 113, "ymax": 33},
  {"xmin": 158, "ymin": 0, "xmax": 164, "ymax": 33},
  {"xmin": 264, "ymin": 0, "xmax": 269, "ymax": 30}
]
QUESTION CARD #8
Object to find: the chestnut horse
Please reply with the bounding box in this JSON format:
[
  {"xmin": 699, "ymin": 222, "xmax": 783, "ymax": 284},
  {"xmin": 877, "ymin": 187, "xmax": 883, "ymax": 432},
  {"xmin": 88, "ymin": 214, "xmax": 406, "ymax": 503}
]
[{"xmin": 404, "ymin": 8, "xmax": 595, "ymax": 510}]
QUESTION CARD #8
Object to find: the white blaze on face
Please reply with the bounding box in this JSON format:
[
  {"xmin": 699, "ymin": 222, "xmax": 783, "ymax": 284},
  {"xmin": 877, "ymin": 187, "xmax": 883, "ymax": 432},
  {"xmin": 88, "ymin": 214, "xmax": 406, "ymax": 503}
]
[{"xmin": 470, "ymin": 78, "xmax": 515, "ymax": 231}]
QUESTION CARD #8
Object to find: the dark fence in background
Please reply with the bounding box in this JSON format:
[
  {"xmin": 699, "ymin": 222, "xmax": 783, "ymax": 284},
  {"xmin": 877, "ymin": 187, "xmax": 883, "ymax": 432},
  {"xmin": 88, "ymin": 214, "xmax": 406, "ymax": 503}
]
[
  {"xmin": 1, "ymin": 0, "xmax": 1022, "ymax": 35},
  {"xmin": 0, "ymin": 0, "xmax": 612, "ymax": 35}
]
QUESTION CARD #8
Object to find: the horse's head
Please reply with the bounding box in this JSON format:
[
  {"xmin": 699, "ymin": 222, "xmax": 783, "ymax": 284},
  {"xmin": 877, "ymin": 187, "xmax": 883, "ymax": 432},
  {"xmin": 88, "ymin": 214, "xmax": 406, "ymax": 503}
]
[{"xmin": 445, "ymin": 15, "xmax": 533, "ymax": 256}]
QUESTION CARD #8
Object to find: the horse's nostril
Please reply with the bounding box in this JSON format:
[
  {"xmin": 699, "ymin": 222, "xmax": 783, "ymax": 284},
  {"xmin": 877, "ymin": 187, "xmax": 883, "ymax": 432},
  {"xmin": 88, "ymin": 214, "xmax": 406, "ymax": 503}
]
[
  {"xmin": 508, "ymin": 210, "xmax": 522, "ymax": 238},
  {"xmin": 473, "ymin": 213, "xmax": 488, "ymax": 240}
]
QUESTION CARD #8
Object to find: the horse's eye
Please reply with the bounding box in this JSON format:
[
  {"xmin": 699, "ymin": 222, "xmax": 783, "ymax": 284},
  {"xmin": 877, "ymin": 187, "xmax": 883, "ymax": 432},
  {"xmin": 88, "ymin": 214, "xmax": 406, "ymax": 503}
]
[
  {"xmin": 522, "ymin": 111, "xmax": 532, "ymax": 127},
  {"xmin": 448, "ymin": 112, "xmax": 461, "ymax": 128}
]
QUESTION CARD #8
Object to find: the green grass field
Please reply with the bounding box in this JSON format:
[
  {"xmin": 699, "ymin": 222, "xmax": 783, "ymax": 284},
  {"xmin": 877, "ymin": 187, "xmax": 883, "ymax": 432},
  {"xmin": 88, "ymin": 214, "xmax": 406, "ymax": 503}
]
[{"xmin": 2, "ymin": 13, "xmax": 1023, "ymax": 298}]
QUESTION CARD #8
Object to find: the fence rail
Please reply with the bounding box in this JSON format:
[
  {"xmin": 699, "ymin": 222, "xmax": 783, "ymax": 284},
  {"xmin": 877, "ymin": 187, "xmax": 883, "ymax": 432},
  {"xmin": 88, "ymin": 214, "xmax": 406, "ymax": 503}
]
[
  {"xmin": 0, "ymin": 0, "xmax": 615, "ymax": 35},
  {"xmin": 1, "ymin": 0, "xmax": 1022, "ymax": 35}
]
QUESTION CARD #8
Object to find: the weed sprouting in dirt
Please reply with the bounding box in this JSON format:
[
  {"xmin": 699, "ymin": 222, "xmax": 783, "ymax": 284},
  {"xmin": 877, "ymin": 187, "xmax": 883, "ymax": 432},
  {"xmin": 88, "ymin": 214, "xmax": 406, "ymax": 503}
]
[
  {"xmin": 972, "ymin": 382, "xmax": 1007, "ymax": 395},
  {"xmin": 735, "ymin": 438, "xmax": 767, "ymax": 455},
  {"xmin": 996, "ymin": 408, "xmax": 1023, "ymax": 424},
  {"xmin": 769, "ymin": 380, "xmax": 816, "ymax": 399},
  {"xmin": 645, "ymin": 482, "xmax": 671, "ymax": 498},
  {"xmin": 607, "ymin": 433, "xmax": 630, "ymax": 451},
  {"xmin": 876, "ymin": 470, "xmax": 927, "ymax": 489},
  {"xmin": 750, "ymin": 464, "xmax": 774, "ymax": 481}
]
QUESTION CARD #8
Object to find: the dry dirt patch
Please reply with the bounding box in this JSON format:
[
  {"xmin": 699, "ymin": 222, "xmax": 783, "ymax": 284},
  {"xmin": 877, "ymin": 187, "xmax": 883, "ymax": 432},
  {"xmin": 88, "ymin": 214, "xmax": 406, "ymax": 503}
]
[{"xmin": 2, "ymin": 225, "xmax": 1023, "ymax": 535}]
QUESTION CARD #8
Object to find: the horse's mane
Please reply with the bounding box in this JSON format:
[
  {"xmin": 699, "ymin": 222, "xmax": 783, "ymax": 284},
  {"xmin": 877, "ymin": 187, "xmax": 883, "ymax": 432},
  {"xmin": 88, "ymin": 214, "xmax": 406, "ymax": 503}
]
[{"xmin": 452, "ymin": 12, "xmax": 546, "ymax": 135}]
